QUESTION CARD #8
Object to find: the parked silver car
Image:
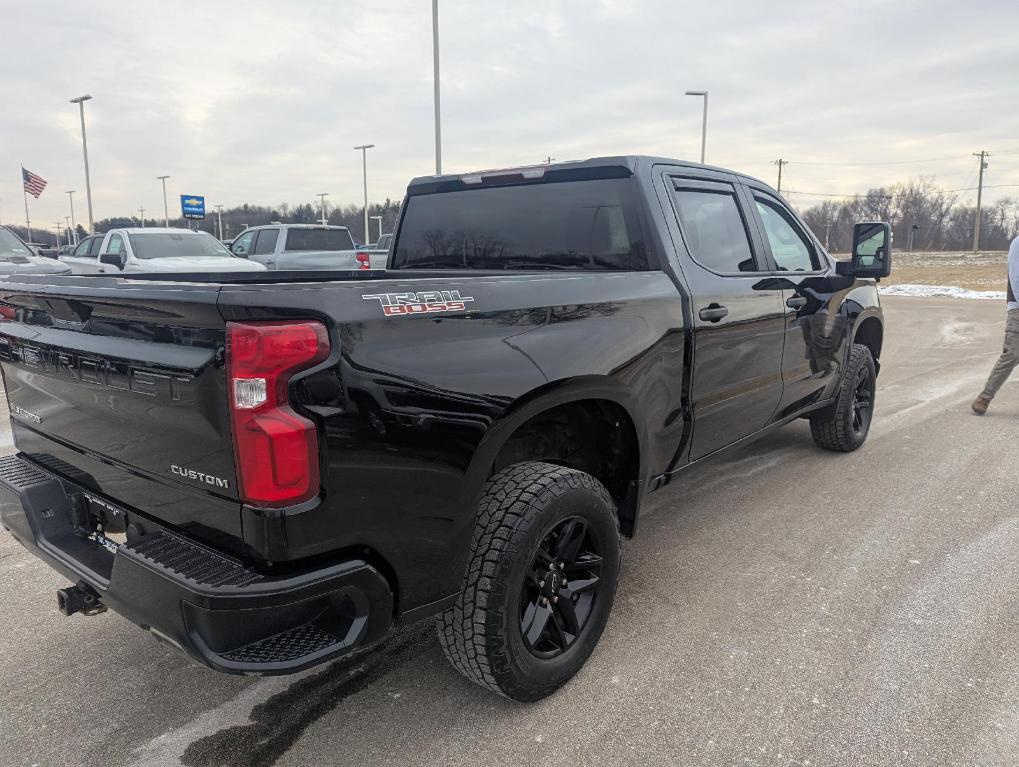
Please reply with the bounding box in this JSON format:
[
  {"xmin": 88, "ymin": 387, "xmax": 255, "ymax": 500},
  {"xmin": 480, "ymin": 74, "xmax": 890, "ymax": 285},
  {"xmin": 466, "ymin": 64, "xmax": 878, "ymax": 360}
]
[{"xmin": 230, "ymin": 224, "xmax": 386, "ymax": 270}]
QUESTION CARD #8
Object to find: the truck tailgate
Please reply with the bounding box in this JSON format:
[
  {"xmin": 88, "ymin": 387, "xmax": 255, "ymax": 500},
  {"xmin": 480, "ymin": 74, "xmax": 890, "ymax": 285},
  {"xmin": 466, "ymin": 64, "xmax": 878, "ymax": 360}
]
[{"xmin": 0, "ymin": 279, "xmax": 243, "ymax": 544}]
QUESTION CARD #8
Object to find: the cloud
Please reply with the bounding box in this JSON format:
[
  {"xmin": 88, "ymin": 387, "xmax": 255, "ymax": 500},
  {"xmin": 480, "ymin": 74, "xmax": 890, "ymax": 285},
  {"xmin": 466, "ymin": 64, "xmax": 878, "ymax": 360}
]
[{"xmin": 2, "ymin": 0, "xmax": 1018, "ymax": 233}]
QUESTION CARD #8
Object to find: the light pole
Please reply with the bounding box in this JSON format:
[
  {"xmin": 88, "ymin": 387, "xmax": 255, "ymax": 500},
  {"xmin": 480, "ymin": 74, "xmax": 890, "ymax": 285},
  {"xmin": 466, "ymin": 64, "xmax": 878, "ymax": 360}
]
[
  {"xmin": 684, "ymin": 90, "xmax": 708, "ymax": 164},
  {"xmin": 371, "ymin": 215, "xmax": 383, "ymax": 241},
  {"xmin": 69, "ymin": 95, "xmax": 94, "ymax": 233},
  {"xmin": 215, "ymin": 204, "xmax": 224, "ymax": 240},
  {"xmin": 65, "ymin": 190, "xmax": 78, "ymax": 244},
  {"xmin": 157, "ymin": 175, "xmax": 170, "ymax": 226},
  {"xmin": 432, "ymin": 0, "xmax": 442, "ymax": 175},
  {"xmin": 65, "ymin": 216, "xmax": 73, "ymax": 245},
  {"xmin": 354, "ymin": 144, "xmax": 375, "ymax": 245},
  {"xmin": 316, "ymin": 193, "xmax": 329, "ymax": 226}
]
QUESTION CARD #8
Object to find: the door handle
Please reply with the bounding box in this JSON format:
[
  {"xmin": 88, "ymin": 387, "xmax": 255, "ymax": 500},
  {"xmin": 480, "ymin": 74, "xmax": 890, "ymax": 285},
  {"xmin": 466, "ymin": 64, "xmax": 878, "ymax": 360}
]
[
  {"xmin": 698, "ymin": 304, "xmax": 729, "ymax": 323},
  {"xmin": 786, "ymin": 295, "xmax": 808, "ymax": 309}
]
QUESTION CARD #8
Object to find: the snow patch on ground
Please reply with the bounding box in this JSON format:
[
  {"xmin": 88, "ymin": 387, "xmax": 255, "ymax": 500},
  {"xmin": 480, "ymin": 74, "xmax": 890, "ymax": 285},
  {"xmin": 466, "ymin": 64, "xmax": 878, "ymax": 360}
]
[{"xmin": 880, "ymin": 283, "xmax": 1006, "ymax": 301}]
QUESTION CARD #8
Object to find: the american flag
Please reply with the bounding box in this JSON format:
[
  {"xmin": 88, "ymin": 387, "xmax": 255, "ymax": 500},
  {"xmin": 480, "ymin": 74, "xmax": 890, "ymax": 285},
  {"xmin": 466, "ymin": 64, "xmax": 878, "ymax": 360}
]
[{"xmin": 22, "ymin": 167, "xmax": 47, "ymax": 198}]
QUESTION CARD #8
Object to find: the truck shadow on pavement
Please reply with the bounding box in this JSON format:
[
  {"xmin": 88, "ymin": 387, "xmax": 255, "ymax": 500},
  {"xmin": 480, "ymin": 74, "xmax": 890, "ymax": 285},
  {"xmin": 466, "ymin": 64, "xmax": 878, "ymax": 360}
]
[{"xmin": 180, "ymin": 621, "xmax": 437, "ymax": 767}]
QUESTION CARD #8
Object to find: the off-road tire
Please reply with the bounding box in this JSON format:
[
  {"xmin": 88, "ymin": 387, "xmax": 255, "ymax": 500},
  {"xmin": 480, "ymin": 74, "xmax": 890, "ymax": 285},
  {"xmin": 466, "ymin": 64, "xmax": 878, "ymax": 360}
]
[
  {"xmin": 437, "ymin": 461, "xmax": 620, "ymax": 702},
  {"xmin": 810, "ymin": 343, "xmax": 877, "ymax": 452}
]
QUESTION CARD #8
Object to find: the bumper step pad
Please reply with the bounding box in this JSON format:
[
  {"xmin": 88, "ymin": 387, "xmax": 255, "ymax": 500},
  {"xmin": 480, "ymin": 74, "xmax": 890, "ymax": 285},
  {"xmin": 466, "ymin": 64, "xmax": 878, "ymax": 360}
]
[{"xmin": 222, "ymin": 623, "xmax": 341, "ymax": 664}]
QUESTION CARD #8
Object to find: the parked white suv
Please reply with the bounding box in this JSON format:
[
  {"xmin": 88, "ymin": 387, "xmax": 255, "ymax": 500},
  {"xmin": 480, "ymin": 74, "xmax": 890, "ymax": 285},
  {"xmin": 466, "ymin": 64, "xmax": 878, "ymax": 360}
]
[
  {"xmin": 230, "ymin": 224, "xmax": 386, "ymax": 270},
  {"xmin": 61, "ymin": 228, "xmax": 266, "ymax": 274}
]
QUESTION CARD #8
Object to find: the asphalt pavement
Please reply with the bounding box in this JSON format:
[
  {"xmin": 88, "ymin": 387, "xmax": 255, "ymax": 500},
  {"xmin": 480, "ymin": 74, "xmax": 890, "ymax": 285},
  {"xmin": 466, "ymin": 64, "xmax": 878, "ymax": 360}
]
[{"xmin": 0, "ymin": 295, "xmax": 1016, "ymax": 767}]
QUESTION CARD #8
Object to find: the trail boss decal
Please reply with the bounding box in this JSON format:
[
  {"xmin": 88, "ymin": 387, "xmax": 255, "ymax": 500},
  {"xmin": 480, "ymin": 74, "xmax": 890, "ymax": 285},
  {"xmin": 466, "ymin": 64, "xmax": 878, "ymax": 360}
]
[{"xmin": 362, "ymin": 290, "xmax": 475, "ymax": 317}]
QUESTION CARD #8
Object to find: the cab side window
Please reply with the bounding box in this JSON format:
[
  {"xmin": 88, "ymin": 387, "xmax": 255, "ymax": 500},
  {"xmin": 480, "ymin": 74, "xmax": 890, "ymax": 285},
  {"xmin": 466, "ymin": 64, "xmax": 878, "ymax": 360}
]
[
  {"xmin": 252, "ymin": 229, "xmax": 279, "ymax": 256},
  {"xmin": 672, "ymin": 182, "xmax": 758, "ymax": 273},
  {"xmin": 754, "ymin": 196, "xmax": 820, "ymax": 272},
  {"xmin": 106, "ymin": 234, "xmax": 124, "ymax": 255},
  {"xmin": 73, "ymin": 237, "xmax": 92, "ymax": 256},
  {"xmin": 232, "ymin": 231, "xmax": 256, "ymax": 256},
  {"xmin": 88, "ymin": 236, "xmax": 103, "ymax": 256}
]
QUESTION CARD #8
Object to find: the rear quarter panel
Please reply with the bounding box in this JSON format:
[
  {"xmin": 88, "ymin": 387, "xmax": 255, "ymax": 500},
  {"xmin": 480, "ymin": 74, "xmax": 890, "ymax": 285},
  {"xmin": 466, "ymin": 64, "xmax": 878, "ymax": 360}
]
[{"xmin": 217, "ymin": 270, "xmax": 686, "ymax": 612}]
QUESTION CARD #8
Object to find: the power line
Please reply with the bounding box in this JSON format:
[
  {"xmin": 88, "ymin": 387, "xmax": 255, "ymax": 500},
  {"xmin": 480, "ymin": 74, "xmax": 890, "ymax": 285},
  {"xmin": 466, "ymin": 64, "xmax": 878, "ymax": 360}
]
[{"xmin": 787, "ymin": 155, "xmax": 968, "ymax": 167}]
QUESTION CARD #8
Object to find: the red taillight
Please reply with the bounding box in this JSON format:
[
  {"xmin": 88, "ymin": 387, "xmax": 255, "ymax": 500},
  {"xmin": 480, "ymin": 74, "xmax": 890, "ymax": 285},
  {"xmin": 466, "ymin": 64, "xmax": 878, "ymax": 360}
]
[
  {"xmin": 0, "ymin": 304, "xmax": 16, "ymax": 320},
  {"xmin": 355, "ymin": 252, "xmax": 371, "ymax": 270},
  {"xmin": 226, "ymin": 321, "xmax": 329, "ymax": 507}
]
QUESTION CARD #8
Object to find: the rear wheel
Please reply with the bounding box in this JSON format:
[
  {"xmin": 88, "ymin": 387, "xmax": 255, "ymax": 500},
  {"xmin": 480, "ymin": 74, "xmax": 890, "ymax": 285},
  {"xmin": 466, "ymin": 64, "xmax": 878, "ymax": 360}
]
[
  {"xmin": 438, "ymin": 461, "xmax": 620, "ymax": 701},
  {"xmin": 810, "ymin": 343, "xmax": 876, "ymax": 452}
]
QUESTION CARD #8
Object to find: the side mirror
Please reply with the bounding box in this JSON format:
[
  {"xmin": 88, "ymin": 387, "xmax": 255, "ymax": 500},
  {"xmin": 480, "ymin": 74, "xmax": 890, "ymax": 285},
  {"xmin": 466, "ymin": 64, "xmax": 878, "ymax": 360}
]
[
  {"xmin": 850, "ymin": 221, "xmax": 892, "ymax": 279},
  {"xmin": 99, "ymin": 252, "xmax": 125, "ymax": 269},
  {"xmin": 233, "ymin": 245, "xmax": 247, "ymax": 257}
]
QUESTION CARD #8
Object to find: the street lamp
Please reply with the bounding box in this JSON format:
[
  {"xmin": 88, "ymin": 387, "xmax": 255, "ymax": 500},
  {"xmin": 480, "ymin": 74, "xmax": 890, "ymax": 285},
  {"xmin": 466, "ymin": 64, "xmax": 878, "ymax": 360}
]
[
  {"xmin": 157, "ymin": 176, "xmax": 170, "ymax": 226},
  {"xmin": 214, "ymin": 204, "xmax": 224, "ymax": 240},
  {"xmin": 69, "ymin": 95, "xmax": 94, "ymax": 233},
  {"xmin": 684, "ymin": 90, "xmax": 708, "ymax": 164},
  {"xmin": 316, "ymin": 193, "xmax": 329, "ymax": 226},
  {"xmin": 354, "ymin": 144, "xmax": 375, "ymax": 245},
  {"xmin": 370, "ymin": 215, "xmax": 383, "ymax": 241},
  {"xmin": 432, "ymin": 0, "xmax": 442, "ymax": 175},
  {"xmin": 65, "ymin": 190, "xmax": 78, "ymax": 244}
]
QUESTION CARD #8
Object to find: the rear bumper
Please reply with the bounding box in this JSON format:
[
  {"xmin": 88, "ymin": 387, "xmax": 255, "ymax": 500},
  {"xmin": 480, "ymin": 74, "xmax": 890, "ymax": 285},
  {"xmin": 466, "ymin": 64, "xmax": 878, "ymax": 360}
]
[{"xmin": 0, "ymin": 453, "xmax": 394, "ymax": 674}]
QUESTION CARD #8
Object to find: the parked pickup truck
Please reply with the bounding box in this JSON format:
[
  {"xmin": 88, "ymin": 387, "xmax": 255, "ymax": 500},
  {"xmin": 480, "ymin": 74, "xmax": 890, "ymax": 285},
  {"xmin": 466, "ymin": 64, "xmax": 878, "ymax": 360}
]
[
  {"xmin": 0, "ymin": 156, "xmax": 889, "ymax": 701},
  {"xmin": 61, "ymin": 227, "xmax": 266, "ymax": 274},
  {"xmin": 229, "ymin": 224, "xmax": 386, "ymax": 271}
]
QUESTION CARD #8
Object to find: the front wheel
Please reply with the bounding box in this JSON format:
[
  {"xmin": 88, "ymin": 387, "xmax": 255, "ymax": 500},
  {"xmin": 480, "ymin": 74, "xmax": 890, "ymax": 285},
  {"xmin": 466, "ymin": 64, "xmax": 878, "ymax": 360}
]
[
  {"xmin": 810, "ymin": 343, "xmax": 877, "ymax": 452},
  {"xmin": 438, "ymin": 461, "xmax": 620, "ymax": 702}
]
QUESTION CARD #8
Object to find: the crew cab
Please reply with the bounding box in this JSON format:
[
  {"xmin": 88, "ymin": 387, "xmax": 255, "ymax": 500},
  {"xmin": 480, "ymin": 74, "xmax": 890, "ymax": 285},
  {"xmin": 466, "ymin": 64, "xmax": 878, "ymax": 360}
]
[
  {"xmin": 61, "ymin": 227, "xmax": 266, "ymax": 274},
  {"xmin": 229, "ymin": 224, "xmax": 386, "ymax": 271},
  {"xmin": 0, "ymin": 156, "xmax": 889, "ymax": 701}
]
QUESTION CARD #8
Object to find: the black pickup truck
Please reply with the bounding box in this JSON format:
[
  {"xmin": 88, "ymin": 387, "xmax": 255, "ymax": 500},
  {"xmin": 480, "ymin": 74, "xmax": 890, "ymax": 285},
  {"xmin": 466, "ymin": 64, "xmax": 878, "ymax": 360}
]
[{"xmin": 0, "ymin": 157, "xmax": 890, "ymax": 701}]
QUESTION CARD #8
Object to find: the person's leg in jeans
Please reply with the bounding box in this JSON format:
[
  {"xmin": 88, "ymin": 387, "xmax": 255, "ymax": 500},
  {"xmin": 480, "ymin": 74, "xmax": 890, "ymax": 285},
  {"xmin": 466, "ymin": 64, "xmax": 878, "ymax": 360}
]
[{"xmin": 973, "ymin": 311, "xmax": 1019, "ymax": 413}]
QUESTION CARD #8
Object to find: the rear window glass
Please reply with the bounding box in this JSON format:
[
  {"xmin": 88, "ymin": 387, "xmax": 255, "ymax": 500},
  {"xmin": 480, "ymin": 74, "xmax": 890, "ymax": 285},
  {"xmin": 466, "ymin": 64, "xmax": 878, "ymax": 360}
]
[
  {"xmin": 390, "ymin": 179, "xmax": 650, "ymax": 270},
  {"xmin": 284, "ymin": 228, "xmax": 355, "ymax": 252}
]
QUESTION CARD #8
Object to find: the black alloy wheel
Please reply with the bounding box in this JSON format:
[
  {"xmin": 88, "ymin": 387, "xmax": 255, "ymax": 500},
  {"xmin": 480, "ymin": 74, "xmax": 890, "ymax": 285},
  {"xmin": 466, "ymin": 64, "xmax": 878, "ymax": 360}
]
[{"xmin": 519, "ymin": 516, "xmax": 603, "ymax": 658}]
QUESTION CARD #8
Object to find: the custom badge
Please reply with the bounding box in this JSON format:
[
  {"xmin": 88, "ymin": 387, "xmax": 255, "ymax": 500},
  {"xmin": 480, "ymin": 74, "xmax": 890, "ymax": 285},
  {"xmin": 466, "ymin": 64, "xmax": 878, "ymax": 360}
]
[{"xmin": 362, "ymin": 290, "xmax": 475, "ymax": 317}]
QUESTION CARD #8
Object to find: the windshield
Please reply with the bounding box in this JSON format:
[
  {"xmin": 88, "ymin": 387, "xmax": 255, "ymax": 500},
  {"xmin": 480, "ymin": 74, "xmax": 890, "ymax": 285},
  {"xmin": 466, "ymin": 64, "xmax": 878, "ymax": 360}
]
[
  {"xmin": 129, "ymin": 232, "xmax": 232, "ymax": 259},
  {"xmin": 0, "ymin": 229, "xmax": 33, "ymax": 262},
  {"xmin": 284, "ymin": 228, "xmax": 355, "ymax": 252},
  {"xmin": 390, "ymin": 178, "xmax": 649, "ymax": 270}
]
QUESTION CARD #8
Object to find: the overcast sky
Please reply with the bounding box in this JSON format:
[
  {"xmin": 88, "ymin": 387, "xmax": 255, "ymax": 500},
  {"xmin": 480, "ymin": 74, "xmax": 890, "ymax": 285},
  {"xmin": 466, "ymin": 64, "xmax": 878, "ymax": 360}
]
[{"xmin": 3, "ymin": 0, "xmax": 1018, "ymax": 233}]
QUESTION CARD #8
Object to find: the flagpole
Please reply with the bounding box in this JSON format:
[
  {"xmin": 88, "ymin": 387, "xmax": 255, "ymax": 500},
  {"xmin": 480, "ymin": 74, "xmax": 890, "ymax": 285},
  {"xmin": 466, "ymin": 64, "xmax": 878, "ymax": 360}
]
[{"xmin": 21, "ymin": 167, "xmax": 32, "ymax": 244}]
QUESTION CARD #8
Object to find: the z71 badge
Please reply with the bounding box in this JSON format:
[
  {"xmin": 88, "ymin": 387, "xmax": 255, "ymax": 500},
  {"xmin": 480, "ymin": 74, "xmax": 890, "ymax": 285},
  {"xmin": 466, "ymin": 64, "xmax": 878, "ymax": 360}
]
[{"xmin": 362, "ymin": 290, "xmax": 475, "ymax": 317}]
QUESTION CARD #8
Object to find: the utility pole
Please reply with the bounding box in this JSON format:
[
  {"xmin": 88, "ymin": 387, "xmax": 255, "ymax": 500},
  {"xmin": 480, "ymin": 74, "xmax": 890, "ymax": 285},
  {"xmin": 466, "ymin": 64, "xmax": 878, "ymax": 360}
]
[
  {"xmin": 157, "ymin": 175, "xmax": 170, "ymax": 226},
  {"xmin": 138, "ymin": 206, "xmax": 145, "ymax": 227},
  {"xmin": 684, "ymin": 90, "xmax": 708, "ymax": 163},
  {"xmin": 773, "ymin": 159, "xmax": 788, "ymax": 193},
  {"xmin": 432, "ymin": 0, "xmax": 442, "ymax": 175},
  {"xmin": 972, "ymin": 150, "xmax": 989, "ymax": 253},
  {"xmin": 69, "ymin": 95, "xmax": 94, "ymax": 233},
  {"xmin": 54, "ymin": 220, "xmax": 63, "ymax": 249},
  {"xmin": 354, "ymin": 144, "xmax": 375, "ymax": 245},
  {"xmin": 65, "ymin": 191, "xmax": 78, "ymax": 244},
  {"xmin": 316, "ymin": 193, "xmax": 329, "ymax": 226},
  {"xmin": 215, "ymin": 204, "xmax": 224, "ymax": 240}
]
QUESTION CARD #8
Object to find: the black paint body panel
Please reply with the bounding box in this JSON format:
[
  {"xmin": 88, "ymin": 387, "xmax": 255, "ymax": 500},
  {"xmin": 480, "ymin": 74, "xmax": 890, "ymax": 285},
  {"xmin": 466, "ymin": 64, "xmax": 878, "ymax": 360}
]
[{"xmin": 0, "ymin": 156, "xmax": 883, "ymax": 622}]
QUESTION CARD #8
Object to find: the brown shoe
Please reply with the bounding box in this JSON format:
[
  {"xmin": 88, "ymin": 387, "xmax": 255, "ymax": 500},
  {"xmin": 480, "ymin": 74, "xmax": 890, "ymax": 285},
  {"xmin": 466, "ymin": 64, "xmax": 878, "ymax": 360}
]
[{"xmin": 972, "ymin": 396, "xmax": 991, "ymax": 415}]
